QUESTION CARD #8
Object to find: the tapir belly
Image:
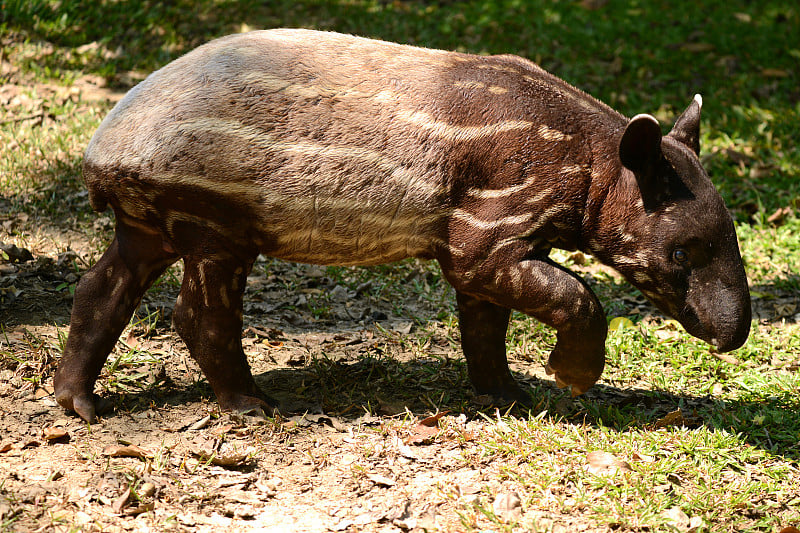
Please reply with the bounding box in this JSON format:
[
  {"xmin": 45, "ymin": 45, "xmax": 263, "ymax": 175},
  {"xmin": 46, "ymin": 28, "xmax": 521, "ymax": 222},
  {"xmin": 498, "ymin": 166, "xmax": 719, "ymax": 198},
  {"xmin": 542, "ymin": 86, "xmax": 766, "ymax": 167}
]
[{"xmin": 88, "ymin": 127, "xmax": 451, "ymax": 266}]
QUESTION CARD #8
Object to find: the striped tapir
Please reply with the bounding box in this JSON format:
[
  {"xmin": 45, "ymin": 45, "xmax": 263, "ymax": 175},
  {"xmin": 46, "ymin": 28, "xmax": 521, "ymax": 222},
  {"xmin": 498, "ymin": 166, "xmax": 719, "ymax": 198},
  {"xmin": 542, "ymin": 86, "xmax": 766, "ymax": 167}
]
[{"xmin": 54, "ymin": 29, "xmax": 751, "ymax": 422}]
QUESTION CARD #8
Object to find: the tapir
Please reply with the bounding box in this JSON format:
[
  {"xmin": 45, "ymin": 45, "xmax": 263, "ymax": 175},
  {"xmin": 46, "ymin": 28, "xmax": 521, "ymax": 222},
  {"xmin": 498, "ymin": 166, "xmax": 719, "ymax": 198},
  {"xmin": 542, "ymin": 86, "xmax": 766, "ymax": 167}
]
[{"xmin": 54, "ymin": 29, "xmax": 751, "ymax": 422}]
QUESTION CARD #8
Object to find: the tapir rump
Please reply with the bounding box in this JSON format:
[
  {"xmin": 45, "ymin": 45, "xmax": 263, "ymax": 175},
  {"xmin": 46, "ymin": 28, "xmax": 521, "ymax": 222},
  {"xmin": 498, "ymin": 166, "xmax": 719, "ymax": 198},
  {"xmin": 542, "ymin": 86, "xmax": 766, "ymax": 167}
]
[{"xmin": 54, "ymin": 29, "xmax": 751, "ymax": 422}]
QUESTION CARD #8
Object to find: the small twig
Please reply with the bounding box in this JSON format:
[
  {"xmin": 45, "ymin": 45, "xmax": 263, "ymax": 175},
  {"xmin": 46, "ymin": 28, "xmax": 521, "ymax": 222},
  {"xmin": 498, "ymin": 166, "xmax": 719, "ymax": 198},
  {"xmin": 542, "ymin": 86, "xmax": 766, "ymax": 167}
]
[{"xmin": 0, "ymin": 111, "xmax": 46, "ymax": 125}]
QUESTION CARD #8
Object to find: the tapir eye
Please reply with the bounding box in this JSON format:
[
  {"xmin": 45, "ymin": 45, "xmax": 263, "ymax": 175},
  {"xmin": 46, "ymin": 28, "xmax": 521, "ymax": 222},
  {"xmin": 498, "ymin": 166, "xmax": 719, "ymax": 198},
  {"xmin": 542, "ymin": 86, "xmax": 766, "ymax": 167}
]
[{"xmin": 672, "ymin": 248, "xmax": 689, "ymax": 264}]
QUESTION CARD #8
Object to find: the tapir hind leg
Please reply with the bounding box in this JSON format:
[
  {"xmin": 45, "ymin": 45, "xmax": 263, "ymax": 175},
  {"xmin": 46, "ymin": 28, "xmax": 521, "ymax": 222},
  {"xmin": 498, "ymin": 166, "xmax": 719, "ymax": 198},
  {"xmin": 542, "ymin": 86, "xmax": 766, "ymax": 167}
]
[
  {"xmin": 54, "ymin": 221, "xmax": 178, "ymax": 422},
  {"xmin": 172, "ymin": 253, "xmax": 276, "ymax": 416}
]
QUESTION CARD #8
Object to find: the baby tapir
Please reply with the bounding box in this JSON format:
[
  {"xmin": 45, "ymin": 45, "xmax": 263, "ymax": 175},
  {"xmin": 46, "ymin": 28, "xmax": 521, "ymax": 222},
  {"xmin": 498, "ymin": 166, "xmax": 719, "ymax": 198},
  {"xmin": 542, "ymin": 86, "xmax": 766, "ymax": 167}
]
[{"xmin": 54, "ymin": 29, "xmax": 751, "ymax": 422}]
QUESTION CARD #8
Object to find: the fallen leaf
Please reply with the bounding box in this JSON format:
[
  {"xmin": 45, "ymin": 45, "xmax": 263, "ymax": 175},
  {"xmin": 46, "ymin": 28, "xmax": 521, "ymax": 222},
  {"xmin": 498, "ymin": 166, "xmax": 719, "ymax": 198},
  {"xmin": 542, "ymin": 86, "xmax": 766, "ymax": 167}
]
[
  {"xmin": 123, "ymin": 330, "xmax": 141, "ymax": 350},
  {"xmin": 681, "ymin": 42, "xmax": 715, "ymax": 53},
  {"xmin": 112, "ymin": 487, "xmax": 131, "ymax": 514},
  {"xmin": 366, "ymin": 473, "xmax": 395, "ymax": 487},
  {"xmin": 750, "ymin": 163, "xmax": 776, "ymax": 179},
  {"xmin": 42, "ymin": 427, "xmax": 69, "ymax": 443},
  {"xmin": 586, "ymin": 450, "xmax": 632, "ymax": 475},
  {"xmin": 767, "ymin": 206, "xmax": 793, "ymax": 226},
  {"xmin": 103, "ymin": 444, "xmax": 149, "ymax": 459},
  {"xmin": 779, "ymin": 527, "xmax": 800, "ymax": 533},
  {"xmin": 194, "ymin": 449, "xmax": 253, "ymax": 468},
  {"xmin": 654, "ymin": 408, "xmax": 687, "ymax": 429},
  {"xmin": 125, "ymin": 502, "xmax": 155, "ymax": 516},
  {"xmin": 762, "ymin": 68, "xmax": 789, "ymax": 78},
  {"xmin": 188, "ymin": 415, "xmax": 211, "ymax": 431},
  {"xmin": 654, "ymin": 329, "xmax": 680, "ymax": 341},
  {"xmin": 609, "ymin": 316, "xmax": 634, "ymax": 332},
  {"xmin": 711, "ymin": 351, "xmax": 741, "ymax": 365},
  {"xmin": 419, "ymin": 411, "xmax": 450, "ymax": 427},
  {"xmin": 580, "ymin": 0, "xmax": 608, "ymax": 9},
  {"xmin": 405, "ymin": 423, "xmax": 438, "ymax": 445}
]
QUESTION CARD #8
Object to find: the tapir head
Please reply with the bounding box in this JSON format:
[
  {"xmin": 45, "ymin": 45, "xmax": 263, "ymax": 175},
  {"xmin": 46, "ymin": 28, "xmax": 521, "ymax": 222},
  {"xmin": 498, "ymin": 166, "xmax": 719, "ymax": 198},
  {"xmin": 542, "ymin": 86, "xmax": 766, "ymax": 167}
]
[{"xmin": 603, "ymin": 95, "xmax": 751, "ymax": 352}]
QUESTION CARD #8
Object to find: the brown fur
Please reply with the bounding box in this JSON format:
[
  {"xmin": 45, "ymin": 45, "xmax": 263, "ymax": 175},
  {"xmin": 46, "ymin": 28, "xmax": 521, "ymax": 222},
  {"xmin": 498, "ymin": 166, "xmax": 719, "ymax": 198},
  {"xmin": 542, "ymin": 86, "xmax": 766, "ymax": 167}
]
[{"xmin": 55, "ymin": 30, "xmax": 750, "ymax": 422}]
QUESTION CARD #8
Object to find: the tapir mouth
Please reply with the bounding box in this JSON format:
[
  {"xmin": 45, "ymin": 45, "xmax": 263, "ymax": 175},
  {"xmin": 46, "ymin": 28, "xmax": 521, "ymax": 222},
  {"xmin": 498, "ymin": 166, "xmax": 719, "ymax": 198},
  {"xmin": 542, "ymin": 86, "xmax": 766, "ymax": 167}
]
[{"xmin": 679, "ymin": 292, "xmax": 751, "ymax": 353}]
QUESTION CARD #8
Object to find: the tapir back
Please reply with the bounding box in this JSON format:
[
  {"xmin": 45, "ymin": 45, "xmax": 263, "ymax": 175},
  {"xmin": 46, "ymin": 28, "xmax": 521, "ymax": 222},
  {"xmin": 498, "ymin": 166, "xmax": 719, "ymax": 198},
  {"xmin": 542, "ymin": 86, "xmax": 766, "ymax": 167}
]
[{"xmin": 84, "ymin": 29, "xmax": 623, "ymax": 266}]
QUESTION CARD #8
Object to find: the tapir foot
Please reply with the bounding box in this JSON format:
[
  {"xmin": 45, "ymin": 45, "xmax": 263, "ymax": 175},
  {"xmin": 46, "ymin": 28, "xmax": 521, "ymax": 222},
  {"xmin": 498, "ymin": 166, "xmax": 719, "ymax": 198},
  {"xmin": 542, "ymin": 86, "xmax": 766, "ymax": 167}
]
[
  {"xmin": 544, "ymin": 358, "xmax": 602, "ymax": 397},
  {"xmin": 217, "ymin": 389, "xmax": 279, "ymax": 418},
  {"xmin": 54, "ymin": 384, "xmax": 112, "ymax": 424},
  {"xmin": 474, "ymin": 378, "xmax": 531, "ymax": 406}
]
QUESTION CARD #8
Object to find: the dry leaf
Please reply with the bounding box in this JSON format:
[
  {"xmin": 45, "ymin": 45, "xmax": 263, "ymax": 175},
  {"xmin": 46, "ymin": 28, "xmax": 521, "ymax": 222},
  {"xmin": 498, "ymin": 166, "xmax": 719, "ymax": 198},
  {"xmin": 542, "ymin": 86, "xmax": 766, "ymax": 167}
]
[
  {"xmin": 586, "ymin": 450, "xmax": 632, "ymax": 475},
  {"xmin": 712, "ymin": 351, "xmax": 741, "ymax": 365},
  {"xmin": 366, "ymin": 473, "xmax": 395, "ymax": 487},
  {"xmin": 111, "ymin": 487, "xmax": 131, "ymax": 514},
  {"xmin": 681, "ymin": 42, "xmax": 715, "ymax": 53},
  {"xmin": 43, "ymin": 427, "xmax": 69, "ymax": 443},
  {"xmin": 125, "ymin": 502, "xmax": 155, "ymax": 516},
  {"xmin": 123, "ymin": 330, "xmax": 141, "ymax": 349},
  {"xmin": 404, "ymin": 423, "xmax": 438, "ymax": 445},
  {"xmin": 779, "ymin": 527, "xmax": 800, "ymax": 533},
  {"xmin": 654, "ymin": 329, "xmax": 680, "ymax": 341},
  {"xmin": 194, "ymin": 449, "xmax": 252, "ymax": 468},
  {"xmin": 103, "ymin": 444, "xmax": 149, "ymax": 459},
  {"xmin": 419, "ymin": 411, "xmax": 449, "ymax": 427},
  {"xmin": 580, "ymin": 0, "xmax": 608, "ymax": 9},
  {"xmin": 188, "ymin": 415, "xmax": 211, "ymax": 430},
  {"xmin": 404, "ymin": 411, "xmax": 449, "ymax": 445},
  {"xmin": 655, "ymin": 408, "xmax": 687, "ymax": 429},
  {"xmin": 767, "ymin": 206, "xmax": 793, "ymax": 226},
  {"xmin": 762, "ymin": 68, "xmax": 789, "ymax": 78}
]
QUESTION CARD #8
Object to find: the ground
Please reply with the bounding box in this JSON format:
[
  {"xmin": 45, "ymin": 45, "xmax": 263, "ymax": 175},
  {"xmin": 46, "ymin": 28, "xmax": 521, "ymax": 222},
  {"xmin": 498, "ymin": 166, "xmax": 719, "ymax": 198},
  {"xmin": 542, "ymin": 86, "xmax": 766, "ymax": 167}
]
[
  {"xmin": 0, "ymin": 228, "xmax": 609, "ymax": 533},
  {"xmin": 2, "ymin": 217, "xmax": 798, "ymax": 532}
]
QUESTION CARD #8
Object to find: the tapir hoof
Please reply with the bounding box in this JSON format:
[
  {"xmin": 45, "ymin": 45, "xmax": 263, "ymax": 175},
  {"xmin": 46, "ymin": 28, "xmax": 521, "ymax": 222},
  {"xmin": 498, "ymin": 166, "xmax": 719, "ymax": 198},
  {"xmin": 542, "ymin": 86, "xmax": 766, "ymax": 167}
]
[
  {"xmin": 544, "ymin": 363, "xmax": 599, "ymax": 397},
  {"xmin": 55, "ymin": 389, "xmax": 112, "ymax": 424},
  {"xmin": 473, "ymin": 378, "xmax": 532, "ymax": 407},
  {"xmin": 218, "ymin": 392, "xmax": 279, "ymax": 419}
]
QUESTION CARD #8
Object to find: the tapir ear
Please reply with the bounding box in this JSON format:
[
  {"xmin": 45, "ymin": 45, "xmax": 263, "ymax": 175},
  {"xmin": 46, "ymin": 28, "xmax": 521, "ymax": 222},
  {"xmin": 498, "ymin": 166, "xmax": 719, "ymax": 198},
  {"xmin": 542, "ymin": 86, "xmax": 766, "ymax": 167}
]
[
  {"xmin": 668, "ymin": 94, "xmax": 702, "ymax": 155},
  {"xmin": 619, "ymin": 114, "xmax": 667, "ymax": 211},
  {"xmin": 619, "ymin": 113, "xmax": 662, "ymax": 175}
]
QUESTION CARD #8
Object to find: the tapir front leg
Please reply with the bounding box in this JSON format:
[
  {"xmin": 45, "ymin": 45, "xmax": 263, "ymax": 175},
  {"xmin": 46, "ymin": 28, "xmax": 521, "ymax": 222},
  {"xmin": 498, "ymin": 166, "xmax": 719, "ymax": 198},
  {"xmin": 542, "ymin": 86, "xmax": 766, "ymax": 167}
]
[
  {"xmin": 54, "ymin": 222, "xmax": 178, "ymax": 422},
  {"xmin": 446, "ymin": 251, "xmax": 607, "ymax": 397},
  {"xmin": 455, "ymin": 292, "xmax": 525, "ymax": 401},
  {"xmin": 172, "ymin": 253, "xmax": 276, "ymax": 416}
]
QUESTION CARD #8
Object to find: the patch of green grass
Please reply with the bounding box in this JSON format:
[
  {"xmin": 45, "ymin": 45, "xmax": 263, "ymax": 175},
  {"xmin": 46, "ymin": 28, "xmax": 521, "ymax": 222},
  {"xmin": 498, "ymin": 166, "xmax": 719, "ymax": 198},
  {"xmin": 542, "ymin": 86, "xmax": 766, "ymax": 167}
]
[{"xmin": 477, "ymin": 414, "xmax": 799, "ymax": 531}]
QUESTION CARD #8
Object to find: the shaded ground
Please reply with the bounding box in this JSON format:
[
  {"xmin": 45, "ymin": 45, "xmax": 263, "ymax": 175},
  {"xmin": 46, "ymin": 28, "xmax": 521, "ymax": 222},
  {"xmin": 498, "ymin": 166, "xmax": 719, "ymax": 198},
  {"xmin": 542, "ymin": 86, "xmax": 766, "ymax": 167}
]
[
  {"xmin": 0, "ymin": 222, "xmax": 579, "ymax": 532},
  {"xmin": 2, "ymin": 214, "xmax": 797, "ymax": 532}
]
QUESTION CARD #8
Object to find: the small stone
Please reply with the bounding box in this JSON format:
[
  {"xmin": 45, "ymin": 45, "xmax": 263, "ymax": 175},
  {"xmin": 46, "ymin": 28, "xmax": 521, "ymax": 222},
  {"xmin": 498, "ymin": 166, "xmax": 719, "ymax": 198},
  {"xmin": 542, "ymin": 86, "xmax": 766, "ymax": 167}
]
[
  {"xmin": 138, "ymin": 482, "xmax": 156, "ymax": 498},
  {"xmin": 492, "ymin": 491, "xmax": 522, "ymax": 521}
]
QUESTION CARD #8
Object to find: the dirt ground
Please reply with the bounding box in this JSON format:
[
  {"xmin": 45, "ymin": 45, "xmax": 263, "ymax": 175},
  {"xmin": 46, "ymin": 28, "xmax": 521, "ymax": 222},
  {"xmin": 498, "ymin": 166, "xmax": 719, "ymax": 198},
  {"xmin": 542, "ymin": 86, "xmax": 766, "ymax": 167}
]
[
  {"xmin": 1, "ymin": 219, "xmax": 605, "ymax": 533},
  {"xmin": 3, "ymin": 205, "xmax": 799, "ymax": 532}
]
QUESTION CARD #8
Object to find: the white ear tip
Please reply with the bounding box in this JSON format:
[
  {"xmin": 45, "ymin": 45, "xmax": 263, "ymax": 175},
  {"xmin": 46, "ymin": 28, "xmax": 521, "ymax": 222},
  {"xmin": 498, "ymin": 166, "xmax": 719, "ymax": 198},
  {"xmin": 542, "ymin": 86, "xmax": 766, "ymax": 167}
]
[
  {"xmin": 693, "ymin": 94, "xmax": 703, "ymax": 108},
  {"xmin": 630, "ymin": 113, "xmax": 660, "ymax": 125}
]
